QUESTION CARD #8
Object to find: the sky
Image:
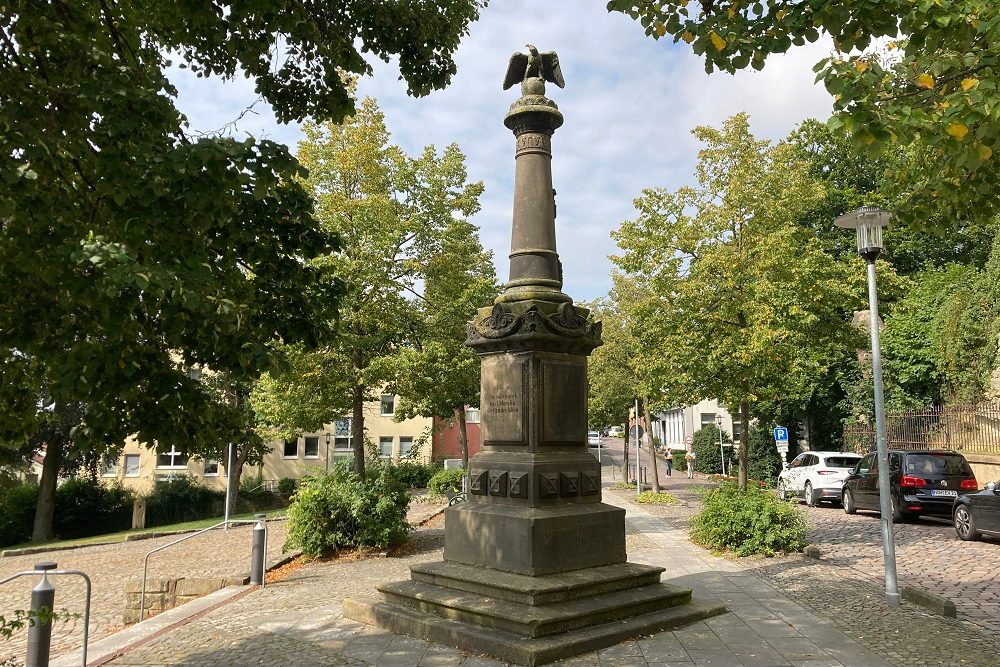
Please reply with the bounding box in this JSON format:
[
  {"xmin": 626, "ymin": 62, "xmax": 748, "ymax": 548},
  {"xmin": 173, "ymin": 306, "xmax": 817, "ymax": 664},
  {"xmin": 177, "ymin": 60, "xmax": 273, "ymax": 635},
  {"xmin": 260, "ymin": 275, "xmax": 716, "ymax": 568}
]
[{"xmin": 171, "ymin": 1, "xmax": 837, "ymax": 302}]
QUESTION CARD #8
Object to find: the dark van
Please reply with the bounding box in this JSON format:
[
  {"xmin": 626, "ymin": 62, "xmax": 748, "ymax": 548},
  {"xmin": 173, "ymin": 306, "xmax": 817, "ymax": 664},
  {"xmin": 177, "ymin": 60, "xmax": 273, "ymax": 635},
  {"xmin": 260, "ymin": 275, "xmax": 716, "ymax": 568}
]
[{"xmin": 842, "ymin": 450, "xmax": 977, "ymax": 521}]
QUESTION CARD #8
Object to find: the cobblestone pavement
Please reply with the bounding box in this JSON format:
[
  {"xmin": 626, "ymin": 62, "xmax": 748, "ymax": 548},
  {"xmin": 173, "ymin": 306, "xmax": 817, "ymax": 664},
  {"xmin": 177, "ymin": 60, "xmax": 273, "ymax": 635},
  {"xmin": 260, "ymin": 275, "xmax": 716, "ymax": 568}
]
[{"xmin": 1, "ymin": 498, "xmax": 446, "ymax": 666}]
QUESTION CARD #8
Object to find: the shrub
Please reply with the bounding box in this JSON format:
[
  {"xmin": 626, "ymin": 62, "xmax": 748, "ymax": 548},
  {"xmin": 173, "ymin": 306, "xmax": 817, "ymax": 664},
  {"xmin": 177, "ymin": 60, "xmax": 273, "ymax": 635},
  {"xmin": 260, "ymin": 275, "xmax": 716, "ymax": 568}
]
[
  {"xmin": 745, "ymin": 426, "xmax": 784, "ymax": 485},
  {"xmin": 54, "ymin": 477, "xmax": 135, "ymax": 539},
  {"xmin": 668, "ymin": 450, "xmax": 687, "ymax": 473},
  {"xmin": 278, "ymin": 478, "xmax": 297, "ymax": 495},
  {"xmin": 691, "ymin": 424, "xmax": 730, "ymax": 474},
  {"xmin": 392, "ymin": 461, "xmax": 440, "ymax": 489},
  {"xmin": 690, "ymin": 482, "xmax": 806, "ymax": 557},
  {"xmin": 0, "ymin": 484, "xmax": 38, "ymax": 547},
  {"xmin": 427, "ymin": 468, "xmax": 465, "ymax": 497},
  {"xmin": 284, "ymin": 465, "xmax": 410, "ymax": 558},
  {"xmin": 144, "ymin": 476, "xmax": 225, "ymax": 527},
  {"xmin": 636, "ymin": 491, "xmax": 678, "ymax": 504}
]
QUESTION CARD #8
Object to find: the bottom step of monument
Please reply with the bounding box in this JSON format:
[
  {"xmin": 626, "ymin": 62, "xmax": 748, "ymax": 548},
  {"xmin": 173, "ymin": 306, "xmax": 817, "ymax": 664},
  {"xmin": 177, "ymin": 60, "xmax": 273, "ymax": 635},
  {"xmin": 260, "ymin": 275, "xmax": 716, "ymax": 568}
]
[{"xmin": 344, "ymin": 595, "xmax": 726, "ymax": 666}]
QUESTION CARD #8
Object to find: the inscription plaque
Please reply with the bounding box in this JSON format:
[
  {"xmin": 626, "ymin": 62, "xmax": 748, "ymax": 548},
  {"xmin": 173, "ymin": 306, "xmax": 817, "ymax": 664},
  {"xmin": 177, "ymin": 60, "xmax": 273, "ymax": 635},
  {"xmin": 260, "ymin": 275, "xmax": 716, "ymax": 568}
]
[
  {"xmin": 541, "ymin": 360, "xmax": 587, "ymax": 444},
  {"xmin": 481, "ymin": 355, "xmax": 527, "ymax": 445}
]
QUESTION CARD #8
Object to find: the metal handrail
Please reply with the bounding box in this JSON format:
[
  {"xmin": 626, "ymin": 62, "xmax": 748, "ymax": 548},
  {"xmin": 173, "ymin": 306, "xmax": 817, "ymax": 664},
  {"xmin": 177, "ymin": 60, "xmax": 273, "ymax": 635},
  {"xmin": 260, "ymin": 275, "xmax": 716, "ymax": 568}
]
[
  {"xmin": 138, "ymin": 518, "xmax": 267, "ymax": 621},
  {"xmin": 0, "ymin": 567, "xmax": 92, "ymax": 666}
]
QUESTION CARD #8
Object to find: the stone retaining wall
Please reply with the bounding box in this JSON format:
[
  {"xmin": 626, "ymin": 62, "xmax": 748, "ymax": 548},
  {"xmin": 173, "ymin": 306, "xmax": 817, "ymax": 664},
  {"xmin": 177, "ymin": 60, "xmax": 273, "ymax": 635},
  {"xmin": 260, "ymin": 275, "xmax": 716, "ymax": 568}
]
[
  {"xmin": 123, "ymin": 576, "xmax": 247, "ymax": 624},
  {"xmin": 966, "ymin": 454, "xmax": 1000, "ymax": 486}
]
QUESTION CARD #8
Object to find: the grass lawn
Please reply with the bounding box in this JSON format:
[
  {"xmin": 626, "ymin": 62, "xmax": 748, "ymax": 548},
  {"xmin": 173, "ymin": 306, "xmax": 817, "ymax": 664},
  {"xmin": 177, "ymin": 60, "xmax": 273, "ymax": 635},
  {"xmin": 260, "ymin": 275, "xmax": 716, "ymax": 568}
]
[{"xmin": 2, "ymin": 509, "xmax": 287, "ymax": 553}]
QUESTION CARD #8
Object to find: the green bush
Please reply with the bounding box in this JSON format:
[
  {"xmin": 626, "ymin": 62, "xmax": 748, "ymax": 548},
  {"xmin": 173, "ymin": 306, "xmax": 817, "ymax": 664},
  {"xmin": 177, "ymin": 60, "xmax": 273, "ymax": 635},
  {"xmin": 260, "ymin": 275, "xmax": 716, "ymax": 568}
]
[
  {"xmin": 278, "ymin": 478, "xmax": 297, "ymax": 495},
  {"xmin": 427, "ymin": 468, "xmax": 465, "ymax": 496},
  {"xmin": 690, "ymin": 482, "xmax": 806, "ymax": 557},
  {"xmin": 0, "ymin": 483, "xmax": 38, "ymax": 547},
  {"xmin": 54, "ymin": 477, "xmax": 135, "ymax": 539},
  {"xmin": 391, "ymin": 461, "xmax": 440, "ymax": 489},
  {"xmin": 145, "ymin": 476, "xmax": 225, "ymax": 527},
  {"xmin": 668, "ymin": 450, "xmax": 687, "ymax": 472},
  {"xmin": 745, "ymin": 426, "xmax": 784, "ymax": 485},
  {"xmin": 636, "ymin": 491, "xmax": 678, "ymax": 504},
  {"xmin": 692, "ymin": 424, "xmax": 730, "ymax": 475},
  {"xmin": 284, "ymin": 465, "xmax": 410, "ymax": 558}
]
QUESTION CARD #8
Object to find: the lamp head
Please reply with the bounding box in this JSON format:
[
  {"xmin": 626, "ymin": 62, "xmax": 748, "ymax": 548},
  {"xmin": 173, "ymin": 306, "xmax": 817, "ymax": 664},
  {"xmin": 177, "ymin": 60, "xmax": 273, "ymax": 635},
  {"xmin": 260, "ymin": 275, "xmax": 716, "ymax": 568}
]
[{"xmin": 834, "ymin": 206, "xmax": 892, "ymax": 261}]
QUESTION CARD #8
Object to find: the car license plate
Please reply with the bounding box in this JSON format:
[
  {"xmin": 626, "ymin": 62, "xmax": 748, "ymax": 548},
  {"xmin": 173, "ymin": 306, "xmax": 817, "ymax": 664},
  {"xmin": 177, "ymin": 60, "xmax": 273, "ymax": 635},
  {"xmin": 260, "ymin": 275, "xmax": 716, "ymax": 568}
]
[{"xmin": 930, "ymin": 490, "xmax": 957, "ymax": 497}]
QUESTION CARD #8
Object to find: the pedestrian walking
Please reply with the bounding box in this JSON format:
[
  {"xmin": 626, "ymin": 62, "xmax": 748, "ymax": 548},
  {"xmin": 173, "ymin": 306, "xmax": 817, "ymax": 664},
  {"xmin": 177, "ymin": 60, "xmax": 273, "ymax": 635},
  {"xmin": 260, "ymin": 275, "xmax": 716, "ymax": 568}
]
[
  {"xmin": 665, "ymin": 450, "xmax": 673, "ymax": 477},
  {"xmin": 685, "ymin": 449, "xmax": 696, "ymax": 479}
]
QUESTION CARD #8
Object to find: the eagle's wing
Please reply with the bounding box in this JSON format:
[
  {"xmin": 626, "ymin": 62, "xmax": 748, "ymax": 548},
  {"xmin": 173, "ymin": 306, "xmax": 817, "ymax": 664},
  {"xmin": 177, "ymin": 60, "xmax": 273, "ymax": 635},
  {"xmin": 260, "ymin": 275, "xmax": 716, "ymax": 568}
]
[
  {"xmin": 540, "ymin": 51, "xmax": 565, "ymax": 88},
  {"xmin": 503, "ymin": 52, "xmax": 529, "ymax": 90}
]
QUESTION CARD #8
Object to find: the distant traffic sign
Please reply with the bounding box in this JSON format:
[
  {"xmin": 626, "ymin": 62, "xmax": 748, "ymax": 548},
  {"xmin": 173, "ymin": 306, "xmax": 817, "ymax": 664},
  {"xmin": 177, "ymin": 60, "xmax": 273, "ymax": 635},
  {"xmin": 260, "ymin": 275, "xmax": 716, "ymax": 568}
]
[
  {"xmin": 629, "ymin": 425, "xmax": 644, "ymax": 441},
  {"xmin": 684, "ymin": 434, "xmax": 694, "ymax": 446},
  {"xmin": 773, "ymin": 427, "xmax": 789, "ymax": 443}
]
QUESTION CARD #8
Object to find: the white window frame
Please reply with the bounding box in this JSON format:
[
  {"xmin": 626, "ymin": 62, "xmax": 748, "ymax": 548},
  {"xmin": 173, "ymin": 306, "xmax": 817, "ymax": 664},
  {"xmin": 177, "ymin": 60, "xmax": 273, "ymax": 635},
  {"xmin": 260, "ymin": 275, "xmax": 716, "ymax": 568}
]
[
  {"xmin": 156, "ymin": 445, "xmax": 189, "ymax": 470},
  {"xmin": 399, "ymin": 436, "xmax": 415, "ymax": 458},
  {"xmin": 378, "ymin": 436, "xmax": 394, "ymax": 459},
  {"xmin": 102, "ymin": 456, "xmax": 118, "ymax": 477},
  {"xmin": 203, "ymin": 458, "xmax": 220, "ymax": 476},
  {"xmin": 334, "ymin": 418, "xmax": 353, "ymax": 450},
  {"xmin": 124, "ymin": 454, "xmax": 141, "ymax": 478},
  {"xmin": 283, "ymin": 438, "xmax": 299, "ymax": 459},
  {"xmin": 304, "ymin": 436, "xmax": 320, "ymax": 459},
  {"xmin": 380, "ymin": 394, "xmax": 395, "ymax": 416}
]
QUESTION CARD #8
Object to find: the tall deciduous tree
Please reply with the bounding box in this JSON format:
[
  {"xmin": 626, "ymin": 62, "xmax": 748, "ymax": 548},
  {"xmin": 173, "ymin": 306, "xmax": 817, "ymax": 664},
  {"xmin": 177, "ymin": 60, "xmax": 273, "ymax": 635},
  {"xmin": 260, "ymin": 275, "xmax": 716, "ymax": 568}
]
[
  {"xmin": 612, "ymin": 114, "xmax": 863, "ymax": 490},
  {"xmin": 297, "ymin": 99, "xmax": 484, "ymax": 479},
  {"xmin": 1, "ymin": 1, "xmax": 482, "ymax": 538},
  {"xmin": 609, "ymin": 0, "xmax": 1000, "ymax": 227}
]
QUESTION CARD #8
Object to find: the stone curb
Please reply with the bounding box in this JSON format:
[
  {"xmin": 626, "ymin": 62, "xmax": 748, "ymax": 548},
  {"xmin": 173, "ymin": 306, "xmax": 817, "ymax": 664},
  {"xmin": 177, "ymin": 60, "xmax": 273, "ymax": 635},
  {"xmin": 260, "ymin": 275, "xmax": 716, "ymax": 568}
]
[{"xmin": 901, "ymin": 585, "xmax": 957, "ymax": 618}]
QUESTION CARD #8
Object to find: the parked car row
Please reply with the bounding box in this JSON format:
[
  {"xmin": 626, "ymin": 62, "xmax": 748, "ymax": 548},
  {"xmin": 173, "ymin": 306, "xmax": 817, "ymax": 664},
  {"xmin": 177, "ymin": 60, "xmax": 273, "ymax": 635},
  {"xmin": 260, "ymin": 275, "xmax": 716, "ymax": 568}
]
[{"xmin": 777, "ymin": 449, "xmax": 1000, "ymax": 542}]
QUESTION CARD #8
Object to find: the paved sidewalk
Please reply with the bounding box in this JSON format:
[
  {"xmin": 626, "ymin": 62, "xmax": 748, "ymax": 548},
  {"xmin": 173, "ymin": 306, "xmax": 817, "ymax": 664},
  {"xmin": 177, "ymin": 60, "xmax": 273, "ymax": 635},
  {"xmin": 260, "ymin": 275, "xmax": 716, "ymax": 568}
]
[{"xmin": 88, "ymin": 489, "xmax": 905, "ymax": 667}]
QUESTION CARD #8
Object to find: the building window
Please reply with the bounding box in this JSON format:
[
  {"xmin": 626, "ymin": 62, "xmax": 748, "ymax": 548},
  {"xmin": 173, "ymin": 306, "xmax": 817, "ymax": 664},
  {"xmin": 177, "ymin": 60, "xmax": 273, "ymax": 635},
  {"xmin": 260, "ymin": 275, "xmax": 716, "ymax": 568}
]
[
  {"xmin": 102, "ymin": 457, "xmax": 118, "ymax": 477},
  {"xmin": 732, "ymin": 420, "xmax": 742, "ymax": 445},
  {"xmin": 700, "ymin": 413, "xmax": 717, "ymax": 429},
  {"xmin": 380, "ymin": 395, "xmax": 395, "ymax": 416},
  {"xmin": 204, "ymin": 458, "xmax": 219, "ymax": 476},
  {"xmin": 465, "ymin": 407, "xmax": 481, "ymax": 424},
  {"xmin": 304, "ymin": 436, "xmax": 319, "ymax": 458},
  {"xmin": 283, "ymin": 438, "xmax": 298, "ymax": 458},
  {"xmin": 334, "ymin": 418, "xmax": 352, "ymax": 450},
  {"xmin": 378, "ymin": 436, "xmax": 394, "ymax": 458},
  {"xmin": 156, "ymin": 445, "xmax": 189, "ymax": 469},
  {"xmin": 399, "ymin": 437, "xmax": 414, "ymax": 458},
  {"xmin": 125, "ymin": 454, "xmax": 140, "ymax": 477}
]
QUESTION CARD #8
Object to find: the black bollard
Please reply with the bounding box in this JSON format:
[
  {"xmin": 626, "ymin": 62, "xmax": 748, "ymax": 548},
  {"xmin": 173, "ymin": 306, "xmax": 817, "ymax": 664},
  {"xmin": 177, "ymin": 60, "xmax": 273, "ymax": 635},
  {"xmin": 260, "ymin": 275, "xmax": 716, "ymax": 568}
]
[
  {"xmin": 249, "ymin": 514, "xmax": 266, "ymax": 585},
  {"xmin": 26, "ymin": 561, "xmax": 57, "ymax": 667}
]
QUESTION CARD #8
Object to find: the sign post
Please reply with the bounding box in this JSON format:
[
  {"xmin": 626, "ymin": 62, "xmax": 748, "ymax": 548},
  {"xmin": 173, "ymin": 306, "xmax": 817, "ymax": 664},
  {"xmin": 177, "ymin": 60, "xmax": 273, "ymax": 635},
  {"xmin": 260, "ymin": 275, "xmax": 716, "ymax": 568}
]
[{"xmin": 773, "ymin": 427, "xmax": 789, "ymax": 466}]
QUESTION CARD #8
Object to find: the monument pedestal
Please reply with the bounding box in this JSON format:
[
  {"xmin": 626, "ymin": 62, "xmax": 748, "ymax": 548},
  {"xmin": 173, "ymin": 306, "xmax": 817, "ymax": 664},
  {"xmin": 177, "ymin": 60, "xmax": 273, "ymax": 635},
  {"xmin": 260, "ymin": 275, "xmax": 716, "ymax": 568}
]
[{"xmin": 343, "ymin": 53, "xmax": 725, "ymax": 665}]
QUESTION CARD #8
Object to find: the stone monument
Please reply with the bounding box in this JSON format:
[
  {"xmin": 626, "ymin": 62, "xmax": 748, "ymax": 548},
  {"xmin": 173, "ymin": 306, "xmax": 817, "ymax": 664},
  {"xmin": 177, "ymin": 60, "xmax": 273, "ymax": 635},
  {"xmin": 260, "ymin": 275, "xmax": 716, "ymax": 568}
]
[{"xmin": 344, "ymin": 46, "xmax": 725, "ymax": 666}]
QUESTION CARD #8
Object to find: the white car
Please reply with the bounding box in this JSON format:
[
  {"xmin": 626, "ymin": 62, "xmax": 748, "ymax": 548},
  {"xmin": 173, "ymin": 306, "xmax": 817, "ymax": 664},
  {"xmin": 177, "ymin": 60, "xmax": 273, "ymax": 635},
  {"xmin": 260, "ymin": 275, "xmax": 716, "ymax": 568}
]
[
  {"xmin": 588, "ymin": 431, "xmax": 602, "ymax": 447},
  {"xmin": 777, "ymin": 451, "xmax": 862, "ymax": 507}
]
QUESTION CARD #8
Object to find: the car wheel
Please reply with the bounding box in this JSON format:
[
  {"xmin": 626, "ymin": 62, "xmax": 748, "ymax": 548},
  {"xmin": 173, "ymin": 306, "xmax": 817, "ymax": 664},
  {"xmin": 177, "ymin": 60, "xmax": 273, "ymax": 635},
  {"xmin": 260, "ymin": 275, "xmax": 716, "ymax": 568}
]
[
  {"xmin": 954, "ymin": 504, "xmax": 980, "ymax": 541},
  {"xmin": 804, "ymin": 482, "xmax": 815, "ymax": 507},
  {"xmin": 777, "ymin": 479, "xmax": 788, "ymax": 501},
  {"xmin": 890, "ymin": 496, "xmax": 902, "ymax": 523},
  {"xmin": 843, "ymin": 489, "xmax": 856, "ymax": 514}
]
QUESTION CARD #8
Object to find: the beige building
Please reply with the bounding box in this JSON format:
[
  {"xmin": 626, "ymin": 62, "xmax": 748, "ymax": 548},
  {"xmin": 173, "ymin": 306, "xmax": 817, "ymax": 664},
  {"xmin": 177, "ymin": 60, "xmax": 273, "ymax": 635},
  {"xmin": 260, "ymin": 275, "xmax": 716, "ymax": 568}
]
[
  {"xmin": 100, "ymin": 394, "xmax": 433, "ymax": 493},
  {"xmin": 654, "ymin": 399, "xmax": 739, "ymax": 450}
]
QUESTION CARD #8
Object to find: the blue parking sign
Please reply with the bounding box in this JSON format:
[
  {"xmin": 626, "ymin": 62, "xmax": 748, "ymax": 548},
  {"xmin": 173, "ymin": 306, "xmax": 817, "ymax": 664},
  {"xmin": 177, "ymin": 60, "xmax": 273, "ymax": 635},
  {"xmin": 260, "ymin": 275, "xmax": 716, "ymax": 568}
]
[{"xmin": 773, "ymin": 427, "xmax": 789, "ymax": 442}]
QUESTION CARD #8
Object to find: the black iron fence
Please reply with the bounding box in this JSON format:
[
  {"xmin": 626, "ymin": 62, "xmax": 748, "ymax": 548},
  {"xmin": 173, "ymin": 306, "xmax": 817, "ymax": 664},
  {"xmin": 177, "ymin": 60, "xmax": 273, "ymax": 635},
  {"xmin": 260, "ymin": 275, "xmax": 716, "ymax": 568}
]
[{"xmin": 844, "ymin": 403, "xmax": 1000, "ymax": 455}]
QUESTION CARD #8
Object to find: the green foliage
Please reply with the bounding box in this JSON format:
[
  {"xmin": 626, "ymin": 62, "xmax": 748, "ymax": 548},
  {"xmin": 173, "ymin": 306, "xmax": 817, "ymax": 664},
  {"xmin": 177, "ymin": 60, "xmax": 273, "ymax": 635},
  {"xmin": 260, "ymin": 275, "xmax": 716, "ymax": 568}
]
[
  {"xmin": 144, "ymin": 477, "xmax": 225, "ymax": 528},
  {"xmin": 609, "ymin": 0, "xmax": 1000, "ymax": 228},
  {"xmin": 0, "ymin": 606, "xmax": 77, "ymax": 641},
  {"xmin": 690, "ymin": 483, "xmax": 807, "ymax": 557},
  {"xmin": 0, "ymin": 483, "xmax": 38, "ymax": 547},
  {"xmin": 691, "ymin": 425, "xmax": 729, "ymax": 475},
  {"xmin": 391, "ymin": 461, "xmax": 441, "ymax": 489},
  {"xmin": 668, "ymin": 450, "xmax": 687, "ymax": 473},
  {"xmin": 636, "ymin": 491, "xmax": 678, "ymax": 504},
  {"xmin": 428, "ymin": 468, "xmax": 465, "ymax": 497},
  {"xmin": 278, "ymin": 478, "xmax": 297, "ymax": 495},
  {"xmin": 284, "ymin": 466, "xmax": 410, "ymax": 558},
  {"xmin": 745, "ymin": 427, "xmax": 785, "ymax": 486},
  {"xmin": 53, "ymin": 478, "xmax": 135, "ymax": 540}
]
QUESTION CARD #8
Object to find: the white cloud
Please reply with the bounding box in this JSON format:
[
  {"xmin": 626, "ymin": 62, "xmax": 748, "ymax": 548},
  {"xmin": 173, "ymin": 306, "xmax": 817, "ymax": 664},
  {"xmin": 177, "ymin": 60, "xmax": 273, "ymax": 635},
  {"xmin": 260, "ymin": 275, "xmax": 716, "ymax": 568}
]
[{"xmin": 170, "ymin": 1, "xmax": 835, "ymax": 301}]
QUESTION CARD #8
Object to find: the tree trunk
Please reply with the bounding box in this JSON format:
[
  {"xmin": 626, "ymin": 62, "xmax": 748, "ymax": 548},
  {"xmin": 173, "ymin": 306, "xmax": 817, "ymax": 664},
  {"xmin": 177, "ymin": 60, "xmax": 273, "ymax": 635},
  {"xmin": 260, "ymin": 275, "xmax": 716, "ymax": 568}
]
[
  {"xmin": 352, "ymin": 383, "xmax": 366, "ymax": 479},
  {"xmin": 738, "ymin": 402, "xmax": 750, "ymax": 491},
  {"xmin": 454, "ymin": 406, "xmax": 470, "ymax": 491},
  {"xmin": 223, "ymin": 444, "xmax": 250, "ymax": 517},
  {"xmin": 32, "ymin": 439, "xmax": 63, "ymax": 543},
  {"xmin": 622, "ymin": 410, "xmax": 631, "ymax": 484},
  {"xmin": 641, "ymin": 398, "xmax": 660, "ymax": 493}
]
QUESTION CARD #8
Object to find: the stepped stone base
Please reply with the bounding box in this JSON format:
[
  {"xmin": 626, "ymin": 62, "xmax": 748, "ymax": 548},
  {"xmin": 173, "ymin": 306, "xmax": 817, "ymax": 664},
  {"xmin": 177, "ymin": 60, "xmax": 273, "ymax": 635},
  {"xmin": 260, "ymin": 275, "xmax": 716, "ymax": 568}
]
[{"xmin": 344, "ymin": 561, "xmax": 726, "ymax": 666}]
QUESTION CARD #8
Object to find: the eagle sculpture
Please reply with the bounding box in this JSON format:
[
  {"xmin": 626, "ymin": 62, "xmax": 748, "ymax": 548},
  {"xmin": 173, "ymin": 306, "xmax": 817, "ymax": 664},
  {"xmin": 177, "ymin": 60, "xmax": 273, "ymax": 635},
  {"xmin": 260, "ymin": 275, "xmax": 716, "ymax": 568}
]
[{"xmin": 503, "ymin": 44, "xmax": 565, "ymax": 90}]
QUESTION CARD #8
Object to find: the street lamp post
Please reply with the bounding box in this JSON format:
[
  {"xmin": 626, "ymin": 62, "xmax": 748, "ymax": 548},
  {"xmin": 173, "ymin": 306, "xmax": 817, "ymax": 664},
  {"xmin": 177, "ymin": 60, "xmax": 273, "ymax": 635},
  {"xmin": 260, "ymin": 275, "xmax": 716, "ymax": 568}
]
[
  {"xmin": 715, "ymin": 416, "xmax": 726, "ymax": 477},
  {"xmin": 325, "ymin": 432, "xmax": 332, "ymax": 473},
  {"xmin": 834, "ymin": 205, "xmax": 900, "ymax": 608}
]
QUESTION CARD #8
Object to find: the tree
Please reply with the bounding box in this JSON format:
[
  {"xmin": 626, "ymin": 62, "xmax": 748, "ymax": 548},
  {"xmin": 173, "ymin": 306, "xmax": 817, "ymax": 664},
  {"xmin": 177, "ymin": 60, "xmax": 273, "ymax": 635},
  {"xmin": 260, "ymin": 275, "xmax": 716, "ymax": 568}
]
[
  {"xmin": 612, "ymin": 114, "xmax": 863, "ymax": 490},
  {"xmin": 297, "ymin": 98, "xmax": 485, "ymax": 479},
  {"xmin": 2, "ymin": 1, "xmax": 482, "ymax": 536},
  {"xmin": 374, "ymin": 205, "xmax": 498, "ymax": 476},
  {"xmin": 608, "ymin": 0, "xmax": 1000, "ymax": 227}
]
